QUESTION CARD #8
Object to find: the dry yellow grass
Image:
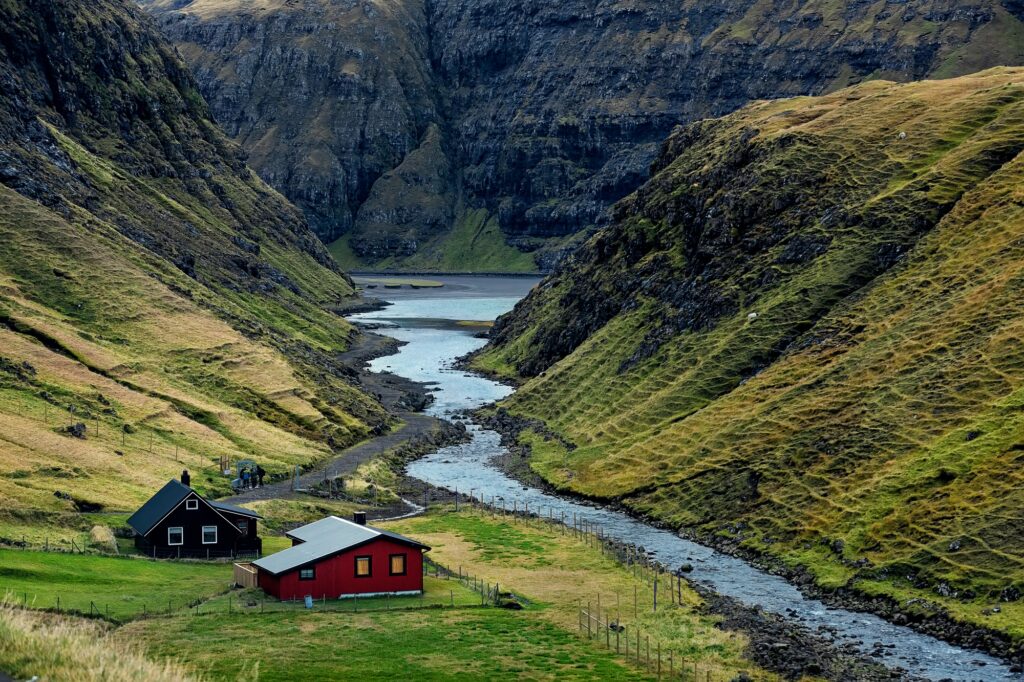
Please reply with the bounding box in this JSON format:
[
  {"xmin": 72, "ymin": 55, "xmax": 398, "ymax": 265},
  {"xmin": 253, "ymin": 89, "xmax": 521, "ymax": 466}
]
[
  {"xmin": 386, "ymin": 509, "xmax": 769, "ymax": 677},
  {"xmin": 0, "ymin": 605, "xmax": 200, "ymax": 682}
]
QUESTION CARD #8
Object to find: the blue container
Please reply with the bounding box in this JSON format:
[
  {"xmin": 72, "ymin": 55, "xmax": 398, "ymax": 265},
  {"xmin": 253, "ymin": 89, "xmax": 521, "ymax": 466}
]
[{"xmin": 304, "ymin": 595, "xmax": 313, "ymax": 609}]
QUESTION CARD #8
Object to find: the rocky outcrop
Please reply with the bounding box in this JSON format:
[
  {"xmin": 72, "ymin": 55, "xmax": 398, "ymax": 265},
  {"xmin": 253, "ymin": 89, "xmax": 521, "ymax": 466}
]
[
  {"xmin": 144, "ymin": 0, "xmax": 1024, "ymax": 269},
  {"xmin": 143, "ymin": 0, "xmax": 443, "ymax": 247}
]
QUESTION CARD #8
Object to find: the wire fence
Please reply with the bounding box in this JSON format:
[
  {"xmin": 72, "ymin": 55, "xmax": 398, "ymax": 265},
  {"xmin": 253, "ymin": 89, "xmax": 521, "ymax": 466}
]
[
  {"xmin": 579, "ymin": 606, "xmax": 736, "ymax": 681},
  {"xmin": 419, "ymin": 491, "xmax": 748, "ymax": 681},
  {"xmin": 0, "ymin": 534, "xmax": 260, "ymax": 562}
]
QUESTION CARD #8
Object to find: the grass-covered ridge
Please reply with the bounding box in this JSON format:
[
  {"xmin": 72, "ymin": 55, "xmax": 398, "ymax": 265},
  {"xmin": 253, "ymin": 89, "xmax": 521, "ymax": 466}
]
[
  {"xmin": 0, "ymin": 0, "xmax": 387, "ymax": 511},
  {"xmin": 475, "ymin": 68, "xmax": 1024, "ymax": 638}
]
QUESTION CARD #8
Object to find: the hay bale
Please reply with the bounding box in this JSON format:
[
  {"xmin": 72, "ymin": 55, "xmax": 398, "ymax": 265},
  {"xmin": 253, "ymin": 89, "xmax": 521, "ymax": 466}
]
[{"xmin": 89, "ymin": 525, "xmax": 117, "ymax": 554}]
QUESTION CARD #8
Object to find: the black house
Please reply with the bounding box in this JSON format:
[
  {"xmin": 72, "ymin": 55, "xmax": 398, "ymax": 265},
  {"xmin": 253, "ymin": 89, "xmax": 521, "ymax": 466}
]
[{"xmin": 127, "ymin": 471, "xmax": 262, "ymax": 559}]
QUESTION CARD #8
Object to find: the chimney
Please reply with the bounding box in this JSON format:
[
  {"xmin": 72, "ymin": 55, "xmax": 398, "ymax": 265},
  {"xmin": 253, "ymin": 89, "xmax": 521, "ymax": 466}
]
[
  {"xmin": 181, "ymin": 470, "xmax": 191, "ymax": 487},
  {"xmin": 353, "ymin": 511, "xmax": 367, "ymax": 526}
]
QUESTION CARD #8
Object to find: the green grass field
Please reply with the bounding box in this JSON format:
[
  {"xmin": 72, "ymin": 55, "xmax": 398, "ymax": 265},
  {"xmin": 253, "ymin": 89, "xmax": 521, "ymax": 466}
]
[
  {"xmin": 124, "ymin": 608, "xmax": 647, "ymax": 681},
  {"xmin": 0, "ymin": 550, "xmax": 231, "ymax": 620},
  {"xmin": 0, "ymin": 505, "xmax": 777, "ymax": 680}
]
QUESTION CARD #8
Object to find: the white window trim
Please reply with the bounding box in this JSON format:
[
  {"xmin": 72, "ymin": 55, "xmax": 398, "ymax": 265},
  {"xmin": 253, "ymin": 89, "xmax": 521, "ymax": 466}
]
[
  {"xmin": 202, "ymin": 525, "xmax": 218, "ymax": 545},
  {"xmin": 185, "ymin": 498, "xmax": 199, "ymax": 510},
  {"xmin": 167, "ymin": 527, "xmax": 184, "ymax": 546}
]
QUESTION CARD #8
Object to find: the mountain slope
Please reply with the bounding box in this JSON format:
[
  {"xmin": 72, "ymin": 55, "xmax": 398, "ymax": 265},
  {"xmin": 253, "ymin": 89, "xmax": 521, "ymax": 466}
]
[
  {"xmin": 0, "ymin": 0, "xmax": 386, "ymax": 512},
  {"xmin": 475, "ymin": 68, "xmax": 1024, "ymax": 640},
  {"xmin": 144, "ymin": 0, "xmax": 1024, "ymax": 271}
]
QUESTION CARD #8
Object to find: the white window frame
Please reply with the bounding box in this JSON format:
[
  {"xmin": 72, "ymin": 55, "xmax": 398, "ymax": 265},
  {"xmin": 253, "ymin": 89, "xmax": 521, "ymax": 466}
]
[
  {"xmin": 167, "ymin": 526, "xmax": 184, "ymax": 546},
  {"xmin": 202, "ymin": 525, "xmax": 218, "ymax": 545},
  {"xmin": 186, "ymin": 498, "xmax": 199, "ymax": 510}
]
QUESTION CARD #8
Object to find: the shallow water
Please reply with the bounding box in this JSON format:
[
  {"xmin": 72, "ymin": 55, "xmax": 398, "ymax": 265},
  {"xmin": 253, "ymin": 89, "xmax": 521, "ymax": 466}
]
[{"xmin": 349, "ymin": 276, "xmax": 1016, "ymax": 681}]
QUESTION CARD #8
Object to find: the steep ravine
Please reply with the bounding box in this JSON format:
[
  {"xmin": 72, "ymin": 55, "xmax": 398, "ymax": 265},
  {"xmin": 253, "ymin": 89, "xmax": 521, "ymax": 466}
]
[
  {"xmin": 474, "ymin": 68, "xmax": 1024, "ymax": 658},
  {"xmin": 144, "ymin": 0, "xmax": 1024, "ymax": 270}
]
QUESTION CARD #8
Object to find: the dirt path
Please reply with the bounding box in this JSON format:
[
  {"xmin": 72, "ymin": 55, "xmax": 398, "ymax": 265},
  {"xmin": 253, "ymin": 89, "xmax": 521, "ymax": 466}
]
[{"xmin": 221, "ymin": 328, "xmax": 447, "ymax": 505}]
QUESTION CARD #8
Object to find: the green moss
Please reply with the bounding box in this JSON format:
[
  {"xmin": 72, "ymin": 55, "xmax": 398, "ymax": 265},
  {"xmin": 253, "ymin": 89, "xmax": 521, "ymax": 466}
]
[{"xmin": 478, "ymin": 69, "xmax": 1024, "ymax": 642}]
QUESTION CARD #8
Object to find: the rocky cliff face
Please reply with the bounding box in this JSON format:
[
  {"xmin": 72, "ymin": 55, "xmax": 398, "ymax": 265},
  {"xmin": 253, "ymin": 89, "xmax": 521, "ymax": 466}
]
[
  {"xmin": 142, "ymin": 0, "xmax": 445, "ymax": 249},
  {"xmin": 144, "ymin": 0, "xmax": 1024, "ymax": 269}
]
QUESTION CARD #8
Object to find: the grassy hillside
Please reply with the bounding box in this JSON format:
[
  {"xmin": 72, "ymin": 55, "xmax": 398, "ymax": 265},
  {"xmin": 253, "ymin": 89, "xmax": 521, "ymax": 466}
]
[
  {"xmin": 0, "ymin": 0, "xmax": 386, "ymax": 512},
  {"xmin": 475, "ymin": 68, "xmax": 1024, "ymax": 638},
  {"xmin": 330, "ymin": 209, "xmax": 538, "ymax": 273}
]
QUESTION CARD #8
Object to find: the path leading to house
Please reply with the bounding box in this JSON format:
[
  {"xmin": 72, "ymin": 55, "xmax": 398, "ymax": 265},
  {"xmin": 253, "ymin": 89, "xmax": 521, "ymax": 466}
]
[{"xmin": 221, "ymin": 328, "xmax": 446, "ymax": 505}]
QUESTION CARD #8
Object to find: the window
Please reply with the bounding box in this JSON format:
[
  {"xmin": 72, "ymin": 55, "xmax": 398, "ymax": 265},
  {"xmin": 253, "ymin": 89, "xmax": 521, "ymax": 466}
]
[
  {"xmin": 355, "ymin": 556, "xmax": 372, "ymax": 578},
  {"xmin": 389, "ymin": 554, "xmax": 407, "ymax": 576},
  {"xmin": 299, "ymin": 567, "xmax": 315, "ymax": 581},
  {"xmin": 167, "ymin": 527, "xmax": 183, "ymax": 546},
  {"xmin": 237, "ymin": 520, "xmax": 248, "ymax": 534},
  {"xmin": 185, "ymin": 499, "xmax": 198, "ymax": 511},
  {"xmin": 202, "ymin": 525, "xmax": 218, "ymax": 545}
]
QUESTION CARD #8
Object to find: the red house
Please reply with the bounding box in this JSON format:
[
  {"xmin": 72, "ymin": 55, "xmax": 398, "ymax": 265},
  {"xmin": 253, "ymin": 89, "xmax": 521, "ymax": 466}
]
[{"xmin": 252, "ymin": 514, "xmax": 430, "ymax": 600}]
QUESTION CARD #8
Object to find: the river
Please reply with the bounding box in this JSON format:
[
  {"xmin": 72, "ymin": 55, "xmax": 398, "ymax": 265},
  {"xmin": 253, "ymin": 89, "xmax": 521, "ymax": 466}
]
[{"xmin": 349, "ymin": 275, "xmax": 1015, "ymax": 681}]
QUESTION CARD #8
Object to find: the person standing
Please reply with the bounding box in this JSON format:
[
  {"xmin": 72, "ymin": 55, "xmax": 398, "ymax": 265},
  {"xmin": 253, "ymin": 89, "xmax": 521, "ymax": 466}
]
[{"xmin": 256, "ymin": 465, "xmax": 266, "ymax": 488}]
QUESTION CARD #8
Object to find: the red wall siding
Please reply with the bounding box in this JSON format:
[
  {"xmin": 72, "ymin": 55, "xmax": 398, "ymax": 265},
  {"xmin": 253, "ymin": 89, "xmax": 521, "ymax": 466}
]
[{"xmin": 258, "ymin": 537, "xmax": 424, "ymax": 600}]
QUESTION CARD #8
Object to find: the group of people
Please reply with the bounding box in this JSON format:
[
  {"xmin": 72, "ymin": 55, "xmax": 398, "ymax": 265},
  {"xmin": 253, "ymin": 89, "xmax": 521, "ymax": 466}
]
[{"xmin": 240, "ymin": 464, "xmax": 266, "ymax": 489}]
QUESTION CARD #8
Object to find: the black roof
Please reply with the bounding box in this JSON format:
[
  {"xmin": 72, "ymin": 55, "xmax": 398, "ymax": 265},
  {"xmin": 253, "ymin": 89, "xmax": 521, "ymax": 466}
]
[
  {"xmin": 127, "ymin": 479, "xmax": 191, "ymax": 535},
  {"xmin": 210, "ymin": 500, "xmax": 261, "ymax": 519},
  {"xmin": 127, "ymin": 479, "xmax": 262, "ymax": 535}
]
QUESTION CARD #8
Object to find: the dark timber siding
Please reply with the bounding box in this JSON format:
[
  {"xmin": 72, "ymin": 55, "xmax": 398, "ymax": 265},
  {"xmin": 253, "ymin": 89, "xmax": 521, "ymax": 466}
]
[{"xmin": 134, "ymin": 492, "xmax": 261, "ymax": 559}]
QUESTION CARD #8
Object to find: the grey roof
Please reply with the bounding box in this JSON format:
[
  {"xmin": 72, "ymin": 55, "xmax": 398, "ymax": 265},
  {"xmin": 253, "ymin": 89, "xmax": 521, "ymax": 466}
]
[
  {"xmin": 210, "ymin": 500, "xmax": 262, "ymax": 519},
  {"xmin": 127, "ymin": 479, "xmax": 262, "ymax": 535},
  {"xmin": 254, "ymin": 516, "xmax": 429, "ymax": 576},
  {"xmin": 127, "ymin": 479, "xmax": 191, "ymax": 535}
]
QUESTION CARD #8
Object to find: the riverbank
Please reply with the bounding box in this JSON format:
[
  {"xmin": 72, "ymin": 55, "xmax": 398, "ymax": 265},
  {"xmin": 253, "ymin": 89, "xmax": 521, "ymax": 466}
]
[
  {"xmin": 477, "ymin": 407, "xmax": 1024, "ymax": 670},
  {"xmin": 339, "ymin": 275, "xmax": 1017, "ymax": 679}
]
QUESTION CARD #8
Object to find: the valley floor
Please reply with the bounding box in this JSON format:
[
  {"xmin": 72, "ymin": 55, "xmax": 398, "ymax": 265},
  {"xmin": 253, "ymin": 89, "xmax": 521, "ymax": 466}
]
[{"xmin": 0, "ymin": 505, "xmax": 793, "ymax": 681}]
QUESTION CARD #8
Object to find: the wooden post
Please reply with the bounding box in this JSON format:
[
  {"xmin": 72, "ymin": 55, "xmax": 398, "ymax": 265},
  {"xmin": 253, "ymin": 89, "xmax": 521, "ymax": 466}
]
[
  {"xmin": 634, "ymin": 584, "xmax": 638, "ymax": 618},
  {"xmin": 587, "ymin": 601, "xmax": 592, "ymax": 638},
  {"xmin": 654, "ymin": 572, "xmax": 658, "ymax": 612},
  {"xmin": 657, "ymin": 642, "xmax": 661, "ymax": 679},
  {"xmin": 646, "ymin": 636, "xmax": 650, "ymax": 671},
  {"xmin": 455, "ymin": 487, "xmax": 459, "ymax": 511}
]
